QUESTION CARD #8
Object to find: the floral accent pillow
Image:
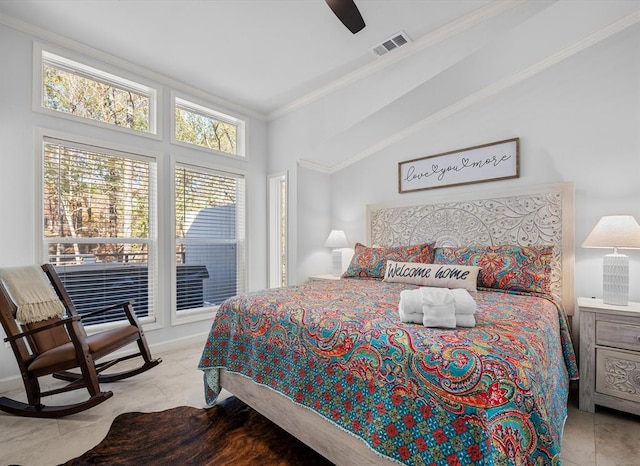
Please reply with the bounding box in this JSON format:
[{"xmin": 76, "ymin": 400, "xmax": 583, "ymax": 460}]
[
  {"xmin": 342, "ymin": 242, "xmax": 435, "ymax": 279},
  {"xmin": 434, "ymin": 244, "xmax": 553, "ymax": 294}
]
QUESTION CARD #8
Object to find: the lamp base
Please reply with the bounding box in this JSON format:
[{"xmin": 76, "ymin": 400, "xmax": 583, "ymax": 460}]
[
  {"xmin": 331, "ymin": 249, "xmax": 343, "ymax": 277},
  {"xmin": 603, "ymin": 253, "xmax": 629, "ymax": 306}
]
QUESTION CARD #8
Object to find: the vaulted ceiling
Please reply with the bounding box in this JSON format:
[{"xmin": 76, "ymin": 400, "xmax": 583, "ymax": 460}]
[
  {"xmin": 0, "ymin": 1, "xmax": 638, "ymax": 172},
  {"xmin": 0, "ymin": 0, "xmax": 510, "ymax": 116}
]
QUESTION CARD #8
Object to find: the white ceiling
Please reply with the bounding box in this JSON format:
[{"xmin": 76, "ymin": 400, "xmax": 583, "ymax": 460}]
[
  {"xmin": 0, "ymin": 0, "xmax": 493, "ymax": 116},
  {"xmin": 1, "ymin": 0, "xmax": 638, "ymax": 172}
]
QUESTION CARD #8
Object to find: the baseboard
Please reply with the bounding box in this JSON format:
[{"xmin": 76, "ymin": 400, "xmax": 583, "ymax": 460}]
[{"xmin": 0, "ymin": 332, "xmax": 209, "ymax": 394}]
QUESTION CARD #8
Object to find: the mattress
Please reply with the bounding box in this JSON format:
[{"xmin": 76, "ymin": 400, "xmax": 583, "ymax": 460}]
[{"xmin": 199, "ymin": 278, "xmax": 578, "ymax": 465}]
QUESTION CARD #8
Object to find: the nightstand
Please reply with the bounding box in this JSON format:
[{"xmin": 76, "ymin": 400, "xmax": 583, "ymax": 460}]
[
  {"xmin": 578, "ymin": 297, "xmax": 640, "ymax": 415},
  {"xmin": 308, "ymin": 274, "xmax": 341, "ymax": 282}
]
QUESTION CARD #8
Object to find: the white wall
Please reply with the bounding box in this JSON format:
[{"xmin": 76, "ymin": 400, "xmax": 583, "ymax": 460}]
[
  {"xmin": 270, "ymin": 6, "xmax": 640, "ymax": 311},
  {"xmin": 330, "ymin": 24, "xmax": 640, "ymax": 303},
  {"xmin": 0, "ymin": 23, "xmax": 268, "ymax": 384},
  {"xmin": 1, "ymin": 2, "xmax": 639, "ymax": 387},
  {"xmin": 296, "ymin": 166, "xmax": 332, "ymax": 282}
]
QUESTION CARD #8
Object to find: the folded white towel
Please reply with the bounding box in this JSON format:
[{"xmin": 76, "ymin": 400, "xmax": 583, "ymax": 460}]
[
  {"xmin": 399, "ymin": 307, "xmax": 424, "ymax": 324},
  {"xmin": 421, "ymin": 287, "xmax": 456, "ymax": 328},
  {"xmin": 451, "ymin": 288, "xmax": 477, "ymax": 316},
  {"xmin": 398, "ymin": 287, "xmax": 477, "ymax": 328},
  {"xmin": 400, "ymin": 289, "xmax": 422, "ymax": 311},
  {"xmin": 422, "ymin": 304, "xmax": 456, "ymax": 328},
  {"xmin": 455, "ymin": 314, "xmax": 477, "ymax": 328},
  {"xmin": 420, "ymin": 287, "xmax": 454, "ymax": 306},
  {"xmin": 399, "ymin": 289, "xmax": 423, "ymax": 323}
]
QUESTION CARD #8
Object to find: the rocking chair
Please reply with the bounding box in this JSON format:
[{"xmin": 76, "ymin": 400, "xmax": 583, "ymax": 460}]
[{"xmin": 0, "ymin": 264, "xmax": 161, "ymax": 418}]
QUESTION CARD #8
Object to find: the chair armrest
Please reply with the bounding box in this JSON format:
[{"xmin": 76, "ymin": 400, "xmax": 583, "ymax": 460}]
[
  {"xmin": 3, "ymin": 315, "xmax": 80, "ymax": 343},
  {"xmin": 77, "ymin": 301, "xmax": 134, "ymax": 320},
  {"xmin": 78, "ymin": 301, "xmax": 143, "ymax": 328}
]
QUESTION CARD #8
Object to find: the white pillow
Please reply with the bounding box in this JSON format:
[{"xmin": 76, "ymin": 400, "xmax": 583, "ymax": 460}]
[{"xmin": 383, "ymin": 260, "xmax": 480, "ymax": 291}]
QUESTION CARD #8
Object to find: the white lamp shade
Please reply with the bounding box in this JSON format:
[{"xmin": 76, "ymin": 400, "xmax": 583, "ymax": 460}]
[
  {"xmin": 582, "ymin": 215, "xmax": 640, "ymax": 250},
  {"xmin": 324, "ymin": 230, "xmax": 349, "ymax": 249}
]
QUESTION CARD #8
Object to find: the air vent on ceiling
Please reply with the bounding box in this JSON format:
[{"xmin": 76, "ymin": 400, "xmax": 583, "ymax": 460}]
[{"xmin": 370, "ymin": 31, "xmax": 411, "ymax": 57}]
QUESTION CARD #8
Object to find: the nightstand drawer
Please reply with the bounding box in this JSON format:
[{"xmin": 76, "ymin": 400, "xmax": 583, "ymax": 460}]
[
  {"xmin": 596, "ymin": 321, "xmax": 640, "ymax": 352},
  {"xmin": 596, "ymin": 348, "xmax": 640, "ymax": 404}
]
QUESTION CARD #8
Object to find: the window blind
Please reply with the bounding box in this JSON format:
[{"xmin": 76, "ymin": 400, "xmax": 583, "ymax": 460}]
[
  {"xmin": 43, "ymin": 138, "xmax": 157, "ymax": 326},
  {"xmin": 175, "ymin": 164, "xmax": 245, "ymax": 312}
]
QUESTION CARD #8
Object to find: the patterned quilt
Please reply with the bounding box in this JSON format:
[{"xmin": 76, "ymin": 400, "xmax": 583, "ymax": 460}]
[{"xmin": 199, "ymin": 279, "xmax": 578, "ymax": 465}]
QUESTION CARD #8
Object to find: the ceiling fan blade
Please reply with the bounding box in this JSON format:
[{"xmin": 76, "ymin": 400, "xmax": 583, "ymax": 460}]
[{"xmin": 325, "ymin": 0, "xmax": 366, "ymax": 34}]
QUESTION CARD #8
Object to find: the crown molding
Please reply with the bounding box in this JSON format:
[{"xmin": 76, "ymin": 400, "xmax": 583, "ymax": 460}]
[
  {"xmin": 267, "ymin": 0, "xmax": 522, "ymax": 121},
  {"xmin": 306, "ymin": 9, "xmax": 640, "ymax": 175},
  {"xmin": 297, "ymin": 158, "xmax": 333, "ymax": 174}
]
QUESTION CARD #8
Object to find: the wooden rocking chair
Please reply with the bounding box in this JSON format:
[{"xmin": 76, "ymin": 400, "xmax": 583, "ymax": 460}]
[{"xmin": 0, "ymin": 264, "xmax": 161, "ymax": 418}]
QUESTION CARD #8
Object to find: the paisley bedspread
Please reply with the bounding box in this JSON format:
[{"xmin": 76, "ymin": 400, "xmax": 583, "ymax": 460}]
[{"xmin": 199, "ymin": 278, "xmax": 578, "ymax": 465}]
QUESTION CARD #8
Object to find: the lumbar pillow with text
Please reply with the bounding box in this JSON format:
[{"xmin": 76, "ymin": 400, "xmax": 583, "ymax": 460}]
[{"xmin": 383, "ymin": 261, "xmax": 480, "ymax": 291}]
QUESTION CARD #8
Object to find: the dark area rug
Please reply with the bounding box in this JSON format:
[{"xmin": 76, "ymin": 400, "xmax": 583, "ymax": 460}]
[{"xmin": 64, "ymin": 396, "xmax": 334, "ymax": 465}]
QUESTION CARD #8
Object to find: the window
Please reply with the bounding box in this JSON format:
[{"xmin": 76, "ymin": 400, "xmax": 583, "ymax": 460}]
[
  {"xmin": 41, "ymin": 51, "xmax": 156, "ymax": 134},
  {"xmin": 268, "ymin": 173, "xmax": 287, "ymax": 288},
  {"xmin": 36, "ymin": 48, "xmax": 250, "ymax": 329},
  {"xmin": 43, "ymin": 137, "xmax": 157, "ymax": 326},
  {"xmin": 175, "ymin": 164, "xmax": 245, "ymax": 315},
  {"xmin": 174, "ymin": 97, "xmax": 244, "ymax": 156}
]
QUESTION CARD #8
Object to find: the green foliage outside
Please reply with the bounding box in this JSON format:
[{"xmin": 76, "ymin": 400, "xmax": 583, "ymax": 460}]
[
  {"xmin": 42, "ymin": 63, "xmax": 241, "ymax": 267},
  {"xmin": 43, "ymin": 64, "xmax": 150, "ymax": 132},
  {"xmin": 44, "ymin": 143, "xmax": 150, "ymax": 263},
  {"xmin": 175, "ymin": 107, "xmax": 237, "ymax": 155}
]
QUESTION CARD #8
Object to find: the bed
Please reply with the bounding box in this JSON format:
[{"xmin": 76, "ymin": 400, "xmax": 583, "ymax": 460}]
[{"xmin": 199, "ymin": 182, "xmax": 579, "ymax": 465}]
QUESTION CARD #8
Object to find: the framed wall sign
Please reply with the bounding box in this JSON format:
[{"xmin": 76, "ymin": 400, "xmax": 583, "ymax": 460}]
[{"xmin": 398, "ymin": 138, "xmax": 519, "ymax": 193}]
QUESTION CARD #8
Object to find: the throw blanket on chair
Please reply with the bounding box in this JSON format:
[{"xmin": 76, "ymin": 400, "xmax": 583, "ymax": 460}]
[{"xmin": 0, "ymin": 266, "xmax": 66, "ymax": 324}]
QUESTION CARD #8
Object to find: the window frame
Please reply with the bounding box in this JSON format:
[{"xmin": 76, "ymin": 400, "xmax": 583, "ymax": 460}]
[
  {"xmin": 33, "ymin": 43, "xmax": 161, "ymax": 140},
  {"xmin": 170, "ymin": 91, "xmax": 247, "ymax": 159},
  {"xmin": 35, "ymin": 127, "xmax": 164, "ymax": 332},
  {"xmin": 268, "ymin": 172, "xmax": 288, "ymax": 288},
  {"xmin": 169, "ymin": 155, "xmax": 248, "ymax": 326},
  {"xmin": 32, "ymin": 44, "xmax": 253, "ymax": 332}
]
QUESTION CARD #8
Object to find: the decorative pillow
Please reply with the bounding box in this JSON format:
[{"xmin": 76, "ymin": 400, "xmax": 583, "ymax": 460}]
[
  {"xmin": 383, "ymin": 260, "xmax": 480, "ymax": 291},
  {"xmin": 434, "ymin": 245, "xmax": 553, "ymax": 293},
  {"xmin": 342, "ymin": 242, "xmax": 435, "ymax": 279}
]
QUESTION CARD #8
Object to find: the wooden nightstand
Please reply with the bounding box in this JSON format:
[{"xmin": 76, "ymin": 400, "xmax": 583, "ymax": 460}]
[
  {"xmin": 578, "ymin": 297, "xmax": 640, "ymax": 415},
  {"xmin": 308, "ymin": 274, "xmax": 341, "ymax": 282}
]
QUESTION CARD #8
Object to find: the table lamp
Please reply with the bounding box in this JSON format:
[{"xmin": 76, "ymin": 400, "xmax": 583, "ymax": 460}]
[
  {"xmin": 582, "ymin": 215, "xmax": 640, "ymax": 305},
  {"xmin": 325, "ymin": 230, "xmax": 349, "ymax": 277}
]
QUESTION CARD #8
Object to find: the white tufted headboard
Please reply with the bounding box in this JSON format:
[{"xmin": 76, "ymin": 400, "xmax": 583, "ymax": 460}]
[{"xmin": 366, "ymin": 183, "xmax": 575, "ymax": 314}]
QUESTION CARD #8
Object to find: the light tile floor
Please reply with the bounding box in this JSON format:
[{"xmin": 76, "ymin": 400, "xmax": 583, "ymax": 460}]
[{"xmin": 1, "ymin": 341, "xmax": 639, "ymax": 465}]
